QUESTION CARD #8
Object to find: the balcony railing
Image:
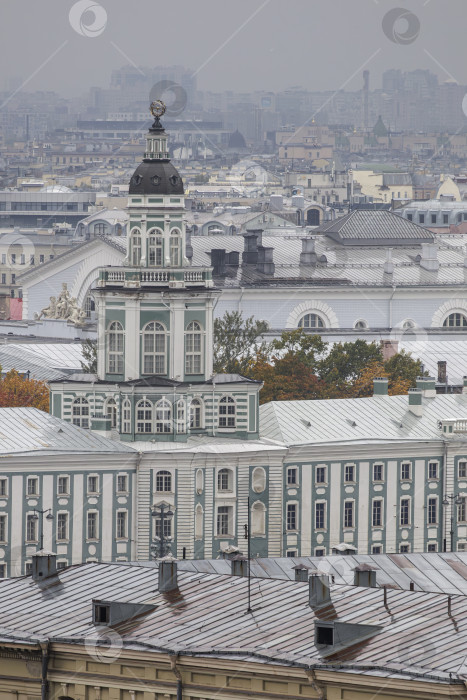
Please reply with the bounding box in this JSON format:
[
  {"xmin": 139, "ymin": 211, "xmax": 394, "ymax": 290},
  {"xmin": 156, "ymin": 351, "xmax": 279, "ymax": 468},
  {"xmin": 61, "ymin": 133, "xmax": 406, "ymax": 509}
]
[{"xmin": 98, "ymin": 266, "xmax": 213, "ymax": 289}]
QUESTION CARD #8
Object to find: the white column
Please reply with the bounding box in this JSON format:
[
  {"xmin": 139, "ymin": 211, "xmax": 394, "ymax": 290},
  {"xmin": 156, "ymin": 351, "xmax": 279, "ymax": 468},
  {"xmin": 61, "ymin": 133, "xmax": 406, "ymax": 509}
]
[
  {"xmin": 97, "ymin": 296, "xmax": 106, "ymax": 379},
  {"xmin": 43, "ymin": 474, "xmax": 53, "ymax": 550},
  {"xmin": 414, "ymin": 459, "xmax": 425, "ymax": 552},
  {"xmin": 102, "ymin": 473, "xmax": 113, "ymax": 562},
  {"xmin": 125, "ymin": 297, "xmax": 140, "ymax": 381},
  {"xmin": 301, "ymin": 464, "xmax": 312, "ymax": 556},
  {"xmin": 358, "ymin": 462, "xmax": 370, "ymax": 554},
  {"xmin": 72, "ymin": 474, "xmax": 83, "ymax": 564},
  {"xmin": 204, "ymin": 297, "xmax": 214, "ymax": 379},
  {"xmin": 171, "ymin": 299, "xmax": 185, "ymax": 380},
  {"xmin": 11, "ymin": 475, "xmax": 23, "ymax": 576},
  {"xmin": 385, "ymin": 460, "xmax": 398, "ymax": 552},
  {"xmin": 329, "ymin": 462, "xmax": 341, "ymax": 550}
]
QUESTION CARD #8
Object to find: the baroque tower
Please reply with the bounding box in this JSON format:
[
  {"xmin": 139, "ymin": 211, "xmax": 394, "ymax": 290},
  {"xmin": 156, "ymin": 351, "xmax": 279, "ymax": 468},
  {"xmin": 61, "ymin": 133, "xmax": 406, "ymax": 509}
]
[{"xmin": 50, "ymin": 102, "xmax": 261, "ymax": 443}]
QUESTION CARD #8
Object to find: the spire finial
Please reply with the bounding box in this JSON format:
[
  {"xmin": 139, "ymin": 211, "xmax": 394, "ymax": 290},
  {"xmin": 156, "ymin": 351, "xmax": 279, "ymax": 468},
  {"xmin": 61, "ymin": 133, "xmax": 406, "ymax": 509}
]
[{"xmin": 149, "ymin": 100, "xmax": 166, "ymax": 130}]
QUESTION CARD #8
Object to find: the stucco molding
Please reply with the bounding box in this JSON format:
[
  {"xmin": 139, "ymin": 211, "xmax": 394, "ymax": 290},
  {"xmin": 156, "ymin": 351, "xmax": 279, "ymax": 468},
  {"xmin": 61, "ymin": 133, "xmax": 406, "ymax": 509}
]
[
  {"xmin": 286, "ymin": 300, "xmax": 339, "ymax": 329},
  {"xmin": 431, "ymin": 298, "xmax": 467, "ymax": 327}
]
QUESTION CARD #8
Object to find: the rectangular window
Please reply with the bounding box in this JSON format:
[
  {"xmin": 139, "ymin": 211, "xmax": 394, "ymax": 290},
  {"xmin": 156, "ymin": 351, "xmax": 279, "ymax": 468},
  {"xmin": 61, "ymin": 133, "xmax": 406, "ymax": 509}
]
[
  {"xmin": 372, "ymin": 500, "xmax": 382, "ymax": 527},
  {"xmin": 1, "ymin": 274, "xmax": 5, "ymax": 285},
  {"xmin": 372, "ymin": 545, "xmax": 382, "ymax": 554},
  {"xmin": 287, "ymin": 503, "xmax": 297, "ymax": 531},
  {"xmin": 57, "ymin": 476, "xmax": 69, "ymax": 495},
  {"xmin": 57, "ymin": 513, "xmax": 68, "ymax": 541},
  {"xmin": 458, "ymin": 497, "xmax": 467, "ymax": 523},
  {"xmin": 11, "ymin": 274, "xmax": 15, "ymax": 285},
  {"xmin": 20, "ymin": 254, "xmax": 25, "ymax": 265},
  {"xmin": 344, "ymin": 501, "xmax": 354, "ymax": 528},
  {"xmin": 428, "ymin": 462, "xmax": 438, "ymax": 480},
  {"xmin": 26, "ymin": 514, "xmax": 37, "ymax": 542},
  {"xmin": 427, "ymin": 497, "xmax": 437, "ymax": 524},
  {"xmin": 286, "ymin": 550, "xmax": 297, "ymax": 558},
  {"xmin": 315, "ymin": 502, "xmax": 326, "ymax": 530},
  {"xmin": 30, "ymin": 254, "xmax": 35, "ymax": 265},
  {"xmin": 407, "ymin": 213, "xmax": 413, "ymax": 221},
  {"xmin": 373, "ymin": 464, "xmax": 383, "ymax": 482},
  {"xmin": 0, "ymin": 478, "xmax": 7, "ymax": 496},
  {"xmin": 443, "ymin": 214, "xmax": 449, "ymax": 224},
  {"xmin": 400, "ymin": 498, "xmax": 410, "ymax": 525},
  {"xmin": 419, "ymin": 214, "xmax": 425, "ymax": 224},
  {"xmin": 401, "ymin": 463, "xmax": 411, "ymax": 481},
  {"xmin": 400, "ymin": 544, "xmax": 410, "ymax": 553},
  {"xmin": 287, "ymin": 467, "xmax": 297, "ymax": 485},
  {"xmin": 10, "ymin": 254, "xmax": 15, "ymax": 264},
  {"xmin": 344, "ymin": 465, "xmax": 355, "ymax": 482},
  {"xmin": 0, "ymin": 564, "xmax": 5, "ymax": 578},
  {"xmin": 0, "ymin": 515, "xmax": 6, "ymax": 543},
  {"xmin": 316, "ymin": 466, "xmax": 326, "ymax": 484},
  {"xmin": 25, "ymin": 562, "xmax": 32, "ymax": 576},
  {"xmin": 459, "ymin": 461, "xmax": 467, "ymax": 479},
  {"xmin": 314, "ymin": 548, "xmax": 325, "ymax": 557},
  {"xmin": 27, "ymin": 477, "xmax": 38, "ymax": 496},
  {"xmin": 117, "ymin": 475, "xmax": 128, "ymax": 493},
  {"xmin": 431, "ymin": 214, "xmax": 437, "ymax": 224},
  {"xmin": 39, "ymin": 255, "xmax": 44, "ymax": 263},
  {"xmin": 427, "ymin": 543, "xmax": 437, "ymax": 552},
  {"xmin": 87, "ymin": 512, "xmax": 98, "ymax": 540},
  {"xmin": 116, "ymin": 511, "xmax": 127, "ymax": 539},
  {"xmin": 87, "ymin": 475, "xmax": 98, "ymax": 494},
  {"xmin": 1, "ymin": 254, "xmax": 5, "ymax": 264},
  {"xmin": 216, "ymin": 506, "xmax": 231, "ymax": 536}
]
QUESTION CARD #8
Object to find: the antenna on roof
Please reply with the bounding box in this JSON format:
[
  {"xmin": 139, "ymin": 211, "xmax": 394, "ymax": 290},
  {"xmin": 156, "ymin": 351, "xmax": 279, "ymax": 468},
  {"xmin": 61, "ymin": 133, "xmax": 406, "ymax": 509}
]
[{"xmin": 244, "ymin": 496, "xmax": 252, "ymax": 613}]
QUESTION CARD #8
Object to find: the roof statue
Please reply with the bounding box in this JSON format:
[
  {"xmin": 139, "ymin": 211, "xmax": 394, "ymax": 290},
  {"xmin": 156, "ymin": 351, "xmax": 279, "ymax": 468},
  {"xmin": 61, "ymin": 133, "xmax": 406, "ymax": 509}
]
[{"xmin": 35, "ymin": 282, "xmax": 87, "ymax": 326}]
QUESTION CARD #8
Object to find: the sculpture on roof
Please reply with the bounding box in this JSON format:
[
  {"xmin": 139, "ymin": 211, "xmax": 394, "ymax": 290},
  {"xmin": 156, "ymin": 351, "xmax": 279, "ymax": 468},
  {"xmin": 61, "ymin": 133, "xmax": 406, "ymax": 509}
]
[{"xmin": 35, "ymin": 283, "xmax": 87, "ymax": 326}]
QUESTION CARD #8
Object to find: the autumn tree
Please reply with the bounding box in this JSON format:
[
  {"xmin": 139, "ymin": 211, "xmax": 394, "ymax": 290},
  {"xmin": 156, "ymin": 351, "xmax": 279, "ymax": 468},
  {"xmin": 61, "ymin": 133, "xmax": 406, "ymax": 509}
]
[
  {"xmin": 0, "ymin": 368, "xmax": 49, "ymax": 412},
  {"xmin": 317, "ymin": 340, "xmax": 382, "ymax": 396},
  {"xmin": 213, "ymin": 311, "xmax": 269, "ymax": 375},
  {"xmin": 80, "ymin": 339, "xmax": 98, "ymax": 374}
]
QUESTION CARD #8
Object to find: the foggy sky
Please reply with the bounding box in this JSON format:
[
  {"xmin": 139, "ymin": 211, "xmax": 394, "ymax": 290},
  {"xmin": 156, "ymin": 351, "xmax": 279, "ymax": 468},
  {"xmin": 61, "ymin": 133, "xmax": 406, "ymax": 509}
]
[{"xmin": 1, "ymin": 0, "xmax": 466, "ymax": 98}]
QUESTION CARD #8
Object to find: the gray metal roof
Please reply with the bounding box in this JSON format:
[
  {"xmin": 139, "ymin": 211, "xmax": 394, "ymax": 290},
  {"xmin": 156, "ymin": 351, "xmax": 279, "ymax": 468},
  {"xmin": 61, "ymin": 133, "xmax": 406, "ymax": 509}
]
[
  {"xmin": 400, "ymin": 340, "xmax": 467, "ymax": 387},
  {"xmin": 0, "ymin": 408, "xmax": 134, "ymax": 455},
  {"xmin": 177, "ymin": 553, "xmax": 467, "ymax": 595},
  {"xmin": 260, "ymin": 393, "xmax": 467, "ymax": 446},
  {"xmin": 318, "ymin": 209, "xmax": 434, "ymax": 241},
  {"xmin": 0, "ymin": 345, "xmax": 68, "ymax": 381},
  {"xmin": 1, "ymin": 560, "xmax": 467, "ymax": 683}
]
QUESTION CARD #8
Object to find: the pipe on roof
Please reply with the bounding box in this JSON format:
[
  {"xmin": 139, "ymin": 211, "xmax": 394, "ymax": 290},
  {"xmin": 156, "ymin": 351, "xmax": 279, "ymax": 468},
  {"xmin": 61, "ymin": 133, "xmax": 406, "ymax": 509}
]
[
  {"xmin": 40, "ymin": 639, "xmax": 49, "ymax": 700},
  {"xmin": 170, "ymin": 653, "xmax": 183, "ymax": 700}
]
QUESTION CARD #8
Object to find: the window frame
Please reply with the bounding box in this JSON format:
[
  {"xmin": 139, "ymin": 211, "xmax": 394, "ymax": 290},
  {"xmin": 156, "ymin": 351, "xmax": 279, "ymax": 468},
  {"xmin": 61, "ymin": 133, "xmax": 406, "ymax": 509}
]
[
  {"xmin": 185, "ymin": 321, "xmax": 203, "ymax": 375},
  {"xmin": 217, "ymin": 468, "xmax": 233, "ymax": 493},
  {"xmin": 0, "ymin": 477, "xmax": 8, "ymax": 498},
  {"xmin": 0, "ymin": 514, "xmax": 7, "ymax": 543},
  {"xmin": 458, "ymin": 460, "xmax": 467, "ymax": 479},
  {"xmin": 344, "ymin": 464, "xmax": 356, "ymax": 483},
  {"xmin": 315, "ymin": 501, "xmax": 326, "ymax": 530},
  {"xmin": 216, "ymin": 505, "xmax": 233, "ymax": 537},
  {"xmin": 287, "ymin": 467, "xmax": 298, "ymax": 486},
  {"xmin": 87, "ymin": 510, "xmax": 99, "ymax": 541},
  {"xmin": 155, "ymin": 470, "xmax": 172, "ymax": 493},
  {"xmin": 117, "ymin": 474, "xmax": 128, "ymax": 494},
  {"xmin": 142, "ymin": 321, "xmax": 167, "ymax": 375},
  {"xmin": 343, "ymin": 500, "xmax": 354, "ymax": 529},
  {"xmin": 400, "ymin": 462, "xmax": 412, "ymax": 481},
  {"xmin": 400, "ymin": 497, "xmax": 411, "ymax": 526},
  {"xmin": 56, "ymin": 512, "xmax": 69, "ymax": 542},
  {"xmin": 87, "ymin": 474, "xmax": 99, "ymax": 495},
  {"xmin": 428, "ymin": 462, "xmax": 439, "ymax": 480},
  {"xmin": 27, "ymin": 476, "xmax": 39, "ymax": 496},
  {"xmin": 286, "ymin": 502, "xmax": 298, "ymax": 531},
  {"xmin": 136, "ymin": 399, "xmax": 153, "ymax": 434},
  {"xmin": 372, "ymin": 463, "xmax": 384, "ymax": 483},
  {"xmin": 315, "ymin": 465, "xmax": 327, "ymax": 484},
  {"xmin": 57, "ymin": 475, "xmax": 70, "ymax": 496},
  {"xmin": 372, "ymin": 498, "xmax": 383, "ymax": 528},
  {"xmin": 116, "ymin": 510, "xmax": 128, "ymax": 540},
  {"xmin": 106, "ymin": 321, "xmax": 124, "ymax": 375},
  {"xmin": 72, "ymin": 397, "xmax": 90, "ymax": 429},
  {"xmin": 298, "ymin": 313, "xmax": 325, "ymax": 329},
  {"xmin": 218, "ymin": 395, "xmax": 236, "ymax": 429},
  {"xmin": 190, "ymin": 398, "xmax": 204, "ymax": 429}
]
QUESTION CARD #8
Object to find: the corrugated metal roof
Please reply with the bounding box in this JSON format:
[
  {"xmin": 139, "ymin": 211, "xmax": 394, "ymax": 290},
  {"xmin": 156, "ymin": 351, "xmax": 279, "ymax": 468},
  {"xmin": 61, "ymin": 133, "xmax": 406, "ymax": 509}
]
[
  {"xmin": 177, "ymin": 553, "xmax": 467, "ymax": 595},
  {"xmin": 0, "ymin": 346, "xmax": 68, "ymax": 381},
  {"xmin": 0, "ymin": 407, "xmax": 134, "ymax": 455},
  {"xmin": 400, "ymin": 340, "xmax": 467, "ymax": 386},
  {"xmin": 260, "ymin": 393, "xmax": 467, "ymax": 446},
  {"xmin": 317, "ymin": 209, "xmax": 433, "ymax": 240},
  {"xmin": 0, "ymin": 560, "xmax": 466, "ymax": 683}
]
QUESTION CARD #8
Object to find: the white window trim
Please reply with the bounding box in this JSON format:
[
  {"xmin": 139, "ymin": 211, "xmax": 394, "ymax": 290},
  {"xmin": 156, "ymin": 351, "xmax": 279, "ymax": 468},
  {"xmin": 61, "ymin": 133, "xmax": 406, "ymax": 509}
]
[
  {"xmin": 399, "ymin": 496, "xmax": 412, "ymax": 526},
  {"xmin": 116, "ymin": 509, "xmax": 129, "ymax": 540},
  {"xmin": 314, "ymin": 499, "xmax": 327, "ymax": 531},
  {"xmin": 344, "ymin": 463, "xmax": 356, "ymax": 484},
  {"xmin": 56, "ymin": 510, "xmax": 69, "ymax": 543},
  {"xmin": 87, "ymin": 473, "xmax": 100, "ymax": 496},
  {"xmin": 26, "ymin": 475, "xmax": 40, "ymax": 497},
  {"xmin": 286, "ymin": 500, "xmax": 299, "ymax": 532},
  {"xmin": 57, "ymin": 474, "xmax": 70, "ymax": 497},
  {"xmin": 343, "ymin": 499, "xmax": 356, "ymax": 529},
  {"xmin": 315, "ymin": 464, "xmax": 328, "ymax": 485},
  {"xmin": 372, "ymin": 463, "xmax": 384, "ymax": 483},
  {"xmin": 86, "ymin": 509, "xmax": 99, "ymax": 542},
  {"xmin": 371, "ymin": 497, "xmax": 384, "ymax": 529}
]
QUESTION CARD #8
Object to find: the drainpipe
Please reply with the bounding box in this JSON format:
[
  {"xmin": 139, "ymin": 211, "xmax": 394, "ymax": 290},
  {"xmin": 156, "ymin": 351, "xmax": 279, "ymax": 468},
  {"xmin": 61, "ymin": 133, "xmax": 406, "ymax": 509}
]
[
  {"xmin": 170, "ymin": 654, "xmax": 183, "ymax": 700},
  {"xmin": 305, "ymin": 669, "xmax": 324, "ymax": 700},
  {"xmin": 40, "ymin": 640, "xmax": 49, "ymax": 700}
]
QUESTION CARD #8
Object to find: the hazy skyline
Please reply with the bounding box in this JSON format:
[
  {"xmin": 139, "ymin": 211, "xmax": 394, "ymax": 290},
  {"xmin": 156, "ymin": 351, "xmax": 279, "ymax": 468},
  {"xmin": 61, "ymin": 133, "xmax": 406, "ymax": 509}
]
[{"xmin": 1, "ymin": 0, "xmax": 466, "ymax": 99}]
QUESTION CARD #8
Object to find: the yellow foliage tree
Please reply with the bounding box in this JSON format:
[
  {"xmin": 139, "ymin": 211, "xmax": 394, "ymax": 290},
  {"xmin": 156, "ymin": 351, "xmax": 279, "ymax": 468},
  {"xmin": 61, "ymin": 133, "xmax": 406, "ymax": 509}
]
[{"xmin": 0, "ymin": 368, "xmax": 49, "ymax": 412}]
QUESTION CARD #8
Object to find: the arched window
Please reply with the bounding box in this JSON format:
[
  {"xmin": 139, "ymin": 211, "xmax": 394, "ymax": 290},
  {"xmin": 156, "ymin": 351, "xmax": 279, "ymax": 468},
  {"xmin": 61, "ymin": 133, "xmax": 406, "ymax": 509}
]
[
  {"xmin": 443, "ymin": 313, "xmax": 467, "ymax": 327},
  {"xmin": 155, "ymin": 470, "xmax": 172, "ymax": 492},
  {"xmin": 190, "ymin": 398, "xmax": 204, "ymax": 429},
  {"xmin": 143, "ymin": 322, "xmax": 166, "ymax": 375},
  {"xmin": 176, "ymin": 399, "xmax": 186, "ymax": 433},
  {"xmin": 218, "ymin": 395, "xmax": 236, "ymax": 428},
  {"xmin": 354, "ymin": 319, "xmax": 368, "ymax": 330},
  {"xmin": 217, "ymin": 468, "xmax": 233, "ymax": 492},
  {"xmin": 122, "ymin": 399, "xmax": 131, "ymax": 433},
  {"xmin": 252, "ymin": 467, "xmax": 266, "ymax": 493},
  {"xmin": 94, "ymin": 222, "xmax": 107, "ymax": 235},
  {"xmin": 251, "ymin": 501, "xmax": 266, "ymax": 536},
  {"xmin": 169, "ymin": 228, "xmax": 181, "ymax": 266},
  {"xmin": 84, "ymin": 294, "xmax": 95, "ymax": 318},
  {"xmin": 298, "ymin": 313, "xmax": 324, "ymax": 329},
  {"xmin": 402, "ymin": 319, "xmax": 415, "ymax": 330},
  {"xmin": 195, "ymin": 469, "xmax": 204, "ymax": 494},
  {"xmin": 72, "ymin": 398, "xmax": 89, "ymax": 429},
  {"xmin": 130, "ymin": 228, "xmax": 142, "ymax": 266},
  {"xmin": 148, "ymin": 228, "xmax": 163, "ymax": 266},
  {"xmin": 185, "ymin": 321, "xmax": 203, "ymax": 375},
  {"xmin": 155, "ymin": 399, "xmax": 172, "ymax": 434},
  {"xmin": 107, "ymin": 321, "xmax": 124, "ymax": 374},
  {"xmin": 136, "ymin": 400, "xmax": 152, "ymax": 433},
  {"xmin": 195, "ymin": 504, "xmax": 204, "ymax": 539},
  {"xmin": 105, "ymin": 398, "xmax": 117, "ymax": 428}
]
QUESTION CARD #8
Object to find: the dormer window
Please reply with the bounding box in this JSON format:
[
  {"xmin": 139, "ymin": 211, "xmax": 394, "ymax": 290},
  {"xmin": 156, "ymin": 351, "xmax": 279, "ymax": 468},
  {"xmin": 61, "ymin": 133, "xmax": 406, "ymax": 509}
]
[{"xmin": 93, "ymin": 603, "xmax": 110, "ymax": 625}]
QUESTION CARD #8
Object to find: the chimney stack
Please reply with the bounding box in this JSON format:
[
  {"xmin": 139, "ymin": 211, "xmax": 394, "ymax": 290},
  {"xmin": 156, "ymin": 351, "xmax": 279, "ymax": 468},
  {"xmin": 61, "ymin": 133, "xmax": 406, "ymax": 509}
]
[
  {"xmin": 256, "ymin": 246, "xmax": 275, "ymax": 275},
  {"xmin": 373, "ymin": 377, "xmax": 388, "ymax": 396},
  {"xmin": 438, "ymin": 360, "xmax": 447, "ymax": 384},
  {"xmin": 416, "ymin": 376, "xmax": 436, "ymax": 398},
  {"xmin": 408, "ymin": 388, "xmax": 423, "ymax": 417},
  {"xmin": 210, "ymin": 249, "xmax": 226, "ymax": 277},
  {"xmin": 32, "ymin": 550, "xmax": 57, "ymax": 582},
  {"xmin": 230, "ymin": 555, "xmax": 248, "ymax": 577},
  {"xmin": 309, "ymin": 573, "xmax": 331, "ymax": 608},
  {"xmin": 242, "ymin": 230, "xmax": 262, "ymax": 265},
  {"xmin": 293, "ymin": 564, "xmax": 310, "ymax": 582},
  {"xmin": 158, "ymin": 559, "xmax": 178, "ymax": 592},
  {"xmin": 419, "ymin": 243, "xmax": 439, "ymax": 272},
  {"xmin": 383, "ymin": 248, "xmax": 394, "ymax": 275},
  {"xmin": 353, "ymin": 564, "xmax": 377, "ymax": 588},
  {"xmin": 300, "ymin": 238, "xmax": 317, "ymax": 266},
  {"xmin": 380, "ymin": 339, "xmax": 398, "ymax": 361}
]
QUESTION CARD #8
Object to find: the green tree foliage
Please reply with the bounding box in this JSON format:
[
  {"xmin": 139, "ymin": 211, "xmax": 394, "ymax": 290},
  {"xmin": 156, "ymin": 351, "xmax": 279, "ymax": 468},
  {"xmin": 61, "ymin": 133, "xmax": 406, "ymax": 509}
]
[
  {"xmin": 318, "ymin": 340, "xmax": 383, "ymax": 395},
  {"xmin": 213, "ymin": 311, "xmax": 269, "ymax": 375},
  {"xmin": 80, "ymin": 339, "xmax": 98, "ymax": 374}
]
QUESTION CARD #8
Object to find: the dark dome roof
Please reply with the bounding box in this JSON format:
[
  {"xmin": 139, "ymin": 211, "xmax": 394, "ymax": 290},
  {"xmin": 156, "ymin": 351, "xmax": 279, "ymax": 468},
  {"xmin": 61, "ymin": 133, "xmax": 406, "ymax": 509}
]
[
  {"xmin": 128, "ymin": 161, "xmax": 184, "ymax": 195},
  {"xmin": 228, "ymin": 130, "xmax": 247, "ymax": 149}
]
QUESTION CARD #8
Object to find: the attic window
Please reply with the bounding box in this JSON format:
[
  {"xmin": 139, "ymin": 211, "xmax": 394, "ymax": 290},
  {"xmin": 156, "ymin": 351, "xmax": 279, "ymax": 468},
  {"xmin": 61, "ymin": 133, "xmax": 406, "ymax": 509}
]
[
  {"xmin": 93, "ymin": 603, "xmax": 110, "ymax": 625},
  {"xmin": 316, "ymin": 625, "xmax": 334, "ymax": 645}
]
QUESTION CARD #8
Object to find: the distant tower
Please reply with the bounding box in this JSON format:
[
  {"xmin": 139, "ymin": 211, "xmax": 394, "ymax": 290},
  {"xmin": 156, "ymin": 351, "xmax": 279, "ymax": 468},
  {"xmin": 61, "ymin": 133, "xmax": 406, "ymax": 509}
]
[{"xmin": 363, "ymin": 70, "xmax": 370, "ymax": 131}]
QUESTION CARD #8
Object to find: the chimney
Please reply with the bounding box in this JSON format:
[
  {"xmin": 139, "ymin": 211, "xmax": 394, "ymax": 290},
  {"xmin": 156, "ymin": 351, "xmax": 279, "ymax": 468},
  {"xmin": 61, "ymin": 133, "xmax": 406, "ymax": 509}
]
[
  {"xmin": 419, "ymin": 242, "xmax": 439, "ymax": 272},
  {"xmin": 32, "ymin": 550, "xmax": 57, "ymax": 581},
  {"xmin": 256, "ymin": 246, "xmax": 275, "ymax": 275},
  {"xmin": 373, "ymin": 377, "xmax": 388, "ymax": 396},
  {"xmin": 230, "ymin": 555, "xmax": 248, "ymax": 577},
  {"xmin": 185, "ymin": 225, "xmax": 193, "ymax": 260},
  {"xmin": 463, "ymin": 376, "xmax": 467, "ymax": 395},
  {"xmin": 300, "ymin": 238, "xmax": 317, "ymax": 266},
  {"xmin": 309, "ymin": 573, "xmax": 331, "ymax": 608},
  {"xmin": 353, "ymin": 564, "xmax": 377, "ymax": 588},
  {"xmin": 227, "ymin": 250, "xmax": 240, "ymax": 268},
  {"xmin": 416, "ymin": 376, "xmax": 436, "ymax": 398},
  {"xmin": 383, "ymin": 248, "xmax": 394, "ymax": 275},
  {"xmin": 158, "ymin": 559, "xmax": 178, "ymax": 592},
  {"xmin": 380, "ymin": 339, "xmax": 398, "ymax": 361},
  {"xmin": 408, "ymin": 388, "xmax": 423, "ymax": 417},
  {"xmin": 438, "ymin": 360, "xmax": 447, "ymax": 384},
  {"xmin": 293, "ymin": 564, "xmax": 310, "ymax": 582},
  {"xmin": 90, "ymin": 415, "xmax": 112, "ymax": 438},
  {"xmin": 242, "ymin": 230, "xmax": 262, "ymax": 264},
  {"xmin": 269, "ymin": 194, "xmax": 283, "ymax": 211},
  {"xmin": 210, "ymin": 249, "xmax": 226, "ymax": 276}
]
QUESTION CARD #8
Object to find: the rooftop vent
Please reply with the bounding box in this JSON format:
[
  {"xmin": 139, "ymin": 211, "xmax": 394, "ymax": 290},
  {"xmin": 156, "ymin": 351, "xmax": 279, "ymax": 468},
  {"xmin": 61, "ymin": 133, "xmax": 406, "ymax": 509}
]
[
  {"xmin": 408, "ymin": 388, "xmax": 423, "ymax": 417},
  {"xmin": 300, "ymin": 238, "xmax": 317, "ymax": 266},
  {"xmin": 230, "ymin": 555, "xmax": 248, "ymax": 577},
  {"xmin": 92, "ymin": 599, "xmax": 156, "ymax": 626},
  {"xmin": 419, "ymin": 242, "xmax": 439, "ymax": 272},
  {"xmin": 416, "ymin": 376, "xmax": 436, "ymax": 398},
  {"xmin": 210, "ymin": 248, "xmax": 226, "ymax": 276},
  {"xmin": 309, "ymin": 573, "xmax": 331, "ymax": 608},
  {"xmin": 353, "ymin": 563, "xmax": 378, "ymax": 588},
  {"xmin": 256, "ymin": 246, "xmax": 275, "ymax": 275},
  {"xmin": 293, "ymin": 564, "xmax": 311, "ymax": 582},
  {"xmin": 158, "ymin": 559, "xmax": 178, "ymax": 593},
  {"xmin": 242, "ymin": 230, "xmax": 262, "ymax": 265},
  {"xmin": 31, "ymin": 550, "xmax": 57, "ymax": 582},
  {"xmin": 383, "ymin": 248, "xmax": 394, "ymax": 274},
  {"xmin": 373, "ymin": 377, "xmax": 388, "ymax": 396},
  {"xmin": 314, "ymin": 620, "xmax": 382, "ymax": 652}
]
